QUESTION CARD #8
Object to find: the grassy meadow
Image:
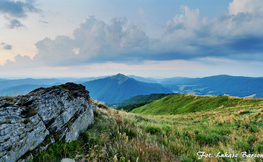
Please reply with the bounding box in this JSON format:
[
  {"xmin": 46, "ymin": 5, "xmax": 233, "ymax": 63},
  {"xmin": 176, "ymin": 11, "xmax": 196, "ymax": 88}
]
[{"xmin": 31, "ymin": 95, "xmax": 263, "ymax": 162}]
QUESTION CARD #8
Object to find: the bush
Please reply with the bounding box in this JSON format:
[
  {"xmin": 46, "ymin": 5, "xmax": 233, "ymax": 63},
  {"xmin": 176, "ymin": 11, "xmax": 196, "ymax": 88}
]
[
  {"xmin": 93, "ymin": 110, "xmax": 99, "ymax": 117},
  {"xmin": 124, "ymin": 128, "xmax": 137, "ymax": 138},
  {"xmin": 236, "ymin": 142, "xmax": 252, "ymax": 152},
  {"xmin": 162, "ymin": 125, "xmax": 172, "ymax": 135},
  {"xmin": 249, "ymin": 126, "xmax": 259, "ymax": 133},
  {"xmin": 195, "ymin": 133, "xmax": 227, "ymax": 146},
  {"xmin": 180, "ymin": 154, "xmax": 192, "ymax": 162},
  {"xmin": 240, "ymin": 110, "xmax": 252, "ymax": 115},
  {"xmin": 194, "ymin": 130, "xmax": 199, "ymax": 135},
  {"xmin": 97, "ymin": 103, "xmax": 108, "ymax": 109},
  {"xmin": 256, "ymin": 143, "xmax": 263, "ymax": 152},
  {"xmin": 218, "ymin": 128, "xmax": 232, "ymax": 135},
  {"xmin": 248, "ymin": 135, "xmax": 257, "ymax": 144},
  {"xmin": 146, "ymin": 125, "xmax": 161, "ymax": 134}
]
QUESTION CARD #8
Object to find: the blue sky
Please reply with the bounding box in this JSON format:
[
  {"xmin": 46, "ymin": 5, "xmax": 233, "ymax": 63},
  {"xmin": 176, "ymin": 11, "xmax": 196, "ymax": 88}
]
[{"xmin": 0, "ymin": 0, "xmax": 263, "ymax": 78}]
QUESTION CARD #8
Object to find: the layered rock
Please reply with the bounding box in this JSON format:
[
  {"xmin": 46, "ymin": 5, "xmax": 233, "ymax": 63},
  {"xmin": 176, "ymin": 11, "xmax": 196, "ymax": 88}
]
[{"xmin": 0, "ymin": 83, "xmax": 96, "ymax": 162}]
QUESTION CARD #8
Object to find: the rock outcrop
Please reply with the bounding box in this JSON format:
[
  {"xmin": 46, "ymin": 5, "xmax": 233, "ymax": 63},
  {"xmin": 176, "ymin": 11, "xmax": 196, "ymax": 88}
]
[{"xmin": 0, "ymin": 83, "xmax": 96, "ymax": 162}]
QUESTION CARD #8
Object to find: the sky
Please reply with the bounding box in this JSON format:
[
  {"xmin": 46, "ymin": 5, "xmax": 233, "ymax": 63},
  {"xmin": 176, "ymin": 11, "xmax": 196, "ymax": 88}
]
[{"xmin": 0, "ymin": 0, "xmax": 263, "ymax": 78}]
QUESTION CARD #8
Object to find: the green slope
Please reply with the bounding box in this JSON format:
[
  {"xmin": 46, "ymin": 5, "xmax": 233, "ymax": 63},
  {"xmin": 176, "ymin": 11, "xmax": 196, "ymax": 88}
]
[
  {"xmin": 111, "ymin": 93, "xmax": 171, "ymax": 108},
  {"xmin": 131, "ymin": 94, "xmax": 263, "ymax": 115}
]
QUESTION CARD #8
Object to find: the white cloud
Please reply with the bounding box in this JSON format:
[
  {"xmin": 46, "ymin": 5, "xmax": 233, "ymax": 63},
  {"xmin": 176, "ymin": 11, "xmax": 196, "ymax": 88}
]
[
  {"xmin": 228, "ymin": 0, "xmax": 263, "ymax": 15},
  {"xmin": 33, "ymin": 36, "xmax": 76, "ymax": 66},
  {"xmin": 3, "ymin": 54, "xmax": 35, "ymax": 69},
  {"xmin": 2, "ymin": 0, "xmax": 263, "ymax": 75}
]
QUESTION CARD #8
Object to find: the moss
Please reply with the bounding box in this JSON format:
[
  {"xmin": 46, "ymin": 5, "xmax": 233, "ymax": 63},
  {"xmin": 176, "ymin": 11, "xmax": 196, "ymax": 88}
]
[
  {"xmin": 67, "ymin": 121, "xmax": 73, "ymax": 127},
  {"xmin": 24, "ymin": 118, "xmax": 30, "ymax": 124}
]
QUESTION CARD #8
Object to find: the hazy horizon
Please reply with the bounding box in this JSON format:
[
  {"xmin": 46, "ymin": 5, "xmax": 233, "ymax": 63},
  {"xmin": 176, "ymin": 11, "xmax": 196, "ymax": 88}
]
[{"xmin": 1, "ymin": 73, "xmax": 263, "ymax": 80}]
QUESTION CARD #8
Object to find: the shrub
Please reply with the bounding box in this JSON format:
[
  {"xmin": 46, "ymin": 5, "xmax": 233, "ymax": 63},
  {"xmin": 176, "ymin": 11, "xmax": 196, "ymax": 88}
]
[
  {"xmin": 97, "ymin": 103, "xmax": 108, "ymax": 109},
  {"xmin": 240, "ymin": 110, "xmax": 252, "ymax": 115},
  {"xmin": 162, "ymin": 125, "xmax": 172, "ymax": 135},
  {"xmin": 195, "ymin": 133, "xmax": 227, "ymax": 146},
  {"xmin": 93, "ymin": 110, "xmax": 99, "ymax": 117},
  {"xmin": 180, "ymin": 154, "xmax": 192, "ymax": 162},
  {"xmin": 249, "ymin": 126, "xmax": 259, "ymax": 133},
  {"xmin": 248, "ymin": 135, "xmax": 257, "ymax": 144},
  {"xmin": 218, "ymin": 128, "xmax": 232, "ymax": 135},
  {"xmin": 256, "ymin": 143, "xmax": 263, "ymax": 152},
  {"xmin": 124, "ymin": 128, "xmax": 137, "ymax": 138},
  {"xmin": 194, "ymin": 130, "xmax": 199, "ymax": 135},
  {"xmin": 236, "ymin": 142, "xmax": 252, "ymax": 152},
  {"xmin": 146, "ymin": 125, "xmax": 161, "ymax": 134}
]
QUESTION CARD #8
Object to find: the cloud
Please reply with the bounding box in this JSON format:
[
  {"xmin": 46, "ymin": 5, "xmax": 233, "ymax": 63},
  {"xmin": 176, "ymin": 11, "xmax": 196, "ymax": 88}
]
[
  {"xmin": 31, "ymin": 15, "xmax": 151, "ymax": 66},
  {"xmin": 39, "ymin": 20, "xmax": 48, "ymax": 24},
  {"xmin": 5, "ymin": 18, "xmax": 25, "ymax": 29},
  {"xmin": 33, "ymin": 36, "xmax": 77, "ymax": 66},
  {"xmin": 160, "ymin": 3, "xmax": 263, "ymax": 60},
  {"xmin": 3, "ymin": 54, "xmax": 36, "ymax": 69},
  {"xmin": 0, "ymin": 0, "xmax": 41, "ymax": 18},
  {"xmin": 139, "ymin": 8, "xmax": 148, "ymax": 20},
  {"xmin": 228, "ymin": 0, "xmax": 263, "ymax": 15},
  {"xmin": 1, "ymin": 42, "xmax": 12, "ymax": 50},
  {"xmin": 0, "ymin": 0, "xmax": 41, "ymax": 29},
  {"xmin": 3, "ymin": 0, "xmax": 263, "ymax": 70}
]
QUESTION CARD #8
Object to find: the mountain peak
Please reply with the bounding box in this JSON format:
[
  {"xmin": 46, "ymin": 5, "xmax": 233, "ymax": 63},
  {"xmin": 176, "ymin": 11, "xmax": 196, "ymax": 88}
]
[{"xmin": 111, "ymin": 73, "xmax": 130, "ymax": 84}]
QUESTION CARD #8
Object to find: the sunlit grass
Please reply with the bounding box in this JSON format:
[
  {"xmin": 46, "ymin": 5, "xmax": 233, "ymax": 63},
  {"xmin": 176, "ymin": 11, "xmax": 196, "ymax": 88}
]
[{"xmin": 32, "ymin": 97, "xmax": 263, "ymax": 162}]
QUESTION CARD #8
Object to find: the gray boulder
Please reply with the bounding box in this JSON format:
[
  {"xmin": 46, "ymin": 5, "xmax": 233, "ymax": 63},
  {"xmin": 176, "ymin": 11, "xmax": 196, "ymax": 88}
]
[{"xmin": 0, "ymin": 83, "xmax": 96, "ymax": 162}]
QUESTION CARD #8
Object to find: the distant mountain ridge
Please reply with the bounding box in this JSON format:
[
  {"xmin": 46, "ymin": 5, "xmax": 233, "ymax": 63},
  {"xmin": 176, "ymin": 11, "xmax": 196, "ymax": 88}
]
[
  {"xmin": 1, "ymin": 74, "xmax": 263, "ymax": 100},
  {"xmin": 164, "ymin": 75, "xmax": 263, "ymax": 98},
  {"xmin": 0, "ymin": 77, "xmax": 108, "ymax": 96},
  {"xmin": 0, "ymin": 84, "xmax": 51, "ymax": 96},
  {"xmin": 82, "ymin": 73, "xmax": 173, "ymax": 104},
  {"xmin": 0, "ymin": 78, "xmax": 61, "ymax": 90}
]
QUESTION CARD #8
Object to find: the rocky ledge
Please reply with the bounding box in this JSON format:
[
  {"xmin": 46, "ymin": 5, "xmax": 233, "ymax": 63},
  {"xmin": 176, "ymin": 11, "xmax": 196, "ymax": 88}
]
[{"xmin": 0, "ymin": 83, "xmax": 96, "ymax": 162}]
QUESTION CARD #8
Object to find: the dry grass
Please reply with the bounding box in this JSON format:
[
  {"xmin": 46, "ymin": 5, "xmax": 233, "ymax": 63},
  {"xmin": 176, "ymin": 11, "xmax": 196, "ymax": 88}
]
[{"xmin": 33, "ymin": 100, "xmax": 263, "ymax": 162}]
